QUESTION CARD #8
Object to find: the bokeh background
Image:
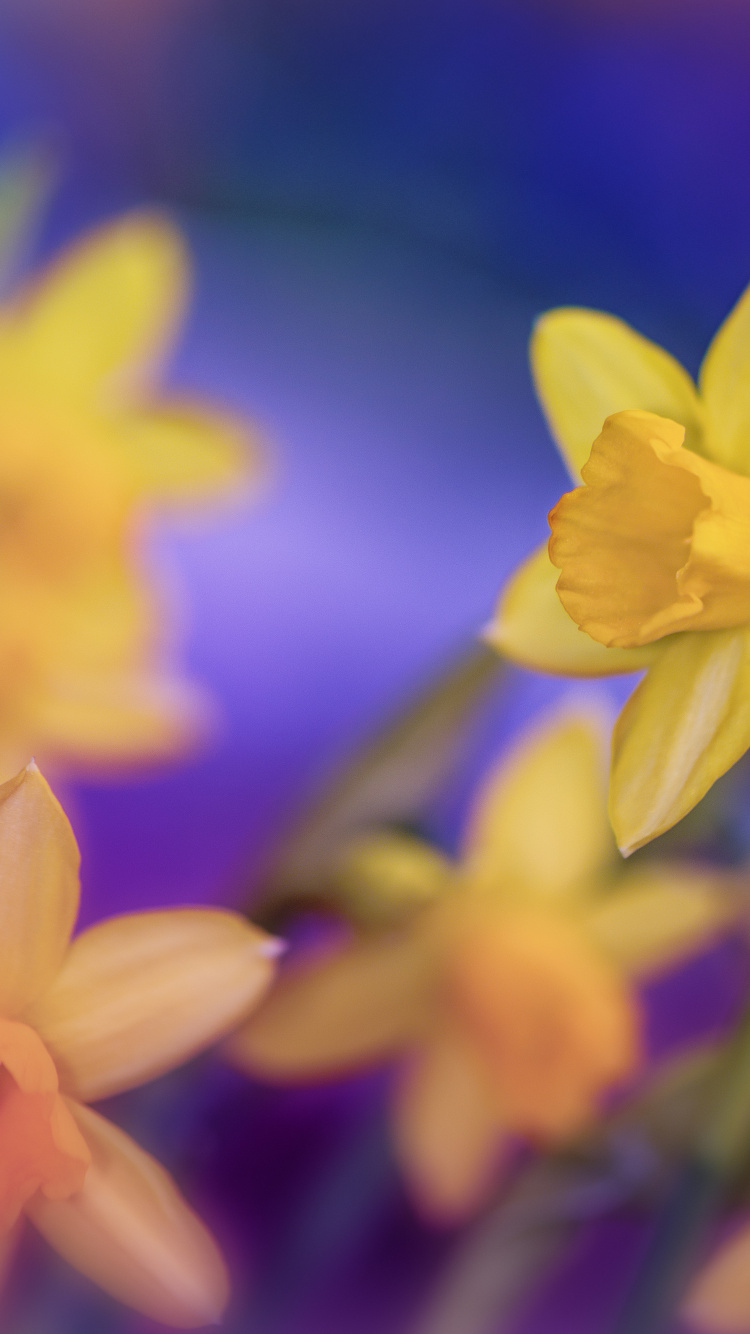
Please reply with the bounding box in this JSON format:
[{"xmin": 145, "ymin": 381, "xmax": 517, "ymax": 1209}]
[{"xmin": 3, "ymin": 2, "xmax": 750, "ymax": 1330}]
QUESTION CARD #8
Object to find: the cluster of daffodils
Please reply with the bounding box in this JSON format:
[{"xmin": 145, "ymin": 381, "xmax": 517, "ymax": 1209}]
[
  {"xmin": 4, "ymin": 184, "xmax": 750, "ymax": 1334},
  {"xmin": 0, "ymin": 209, "xmax": 254, "ymax": 779},
  {"xmin": 0, "ymin": 761, "xmax": 278, "ymax": 1325}
]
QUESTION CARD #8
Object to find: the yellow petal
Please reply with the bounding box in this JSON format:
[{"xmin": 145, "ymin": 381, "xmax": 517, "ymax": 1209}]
[
  {"xmin": 531, "ymin": 307, "xmax": 704, "ymax": 480},
  {"xmin": 585, "ymin": 867, "xmax": 736, "ymax": 976},
  {"xmin": 486, "ymin": 543, "xmax": 654, "ymax": 676},
  {"xmin": 0, "ymin": 763, "xmax": 79, "ymax": 1016},
  {"xmin": 26, "ymin": 910, "xmax": 280, "ymax": 1101},
  {"xmin": 332, "ymin": 830, "xmax": 452, "ymax": 925},
  {"xmin": 27, "ymin": 671, "xmax": 215, "ymax": 773},
  {"xmin": 29, "ymin": 1101, "xmax": 228, "ymax": 1328},
  {"xmin": 227, "ymin": 930, "xmax": 435, "ymax": 1081},
  {"xmin": 0, "ymin": 213, "xmax": 187, "ymax": 400},
  {"xmin": 550, "ymin": 411, "xmax": 750, "ymax": 647},
  {"xmin": 462, "ymin": 709, "xmax": 615, "ymax": 904},
  {"xmin": 611, "ymin": 627, "xmax": 750, "ymax": 854},
  {"xmin": 700, "ymin": 280, "xmax": 750, "ymax": 476},
  {"xmin": 392, "ymin": 1021, "xmax": 506, "ymax": 1222},
  {"xmin": 120, "ymin": 399, "xmax": 260, "ymax": 502},
  {"xmin": 683, "ymin": 1221, "xmax": 750, "ymax": 1332}
]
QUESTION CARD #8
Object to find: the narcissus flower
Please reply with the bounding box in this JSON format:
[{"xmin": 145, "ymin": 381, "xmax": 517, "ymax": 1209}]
[
  {"xmin": 0, "ymin": 761, "xmax": 279, "ymax": 1326},
  {"xmin": 489, "ymin": 290, "xmax": 750, "ymax": 853},
  {"xmin": 228, "ymin": 712, "xmax": 732, "ymax": 1222},
  {"xmin": 0, "ymin": 210, "xmax": 255, "ymax": 778}
]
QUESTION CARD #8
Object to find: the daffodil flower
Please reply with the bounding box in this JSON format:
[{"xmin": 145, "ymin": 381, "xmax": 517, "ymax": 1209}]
[
  {"xmin": 488, "ymin": 291, "xmax": 750, "ymax": 854},
  {"xmin": 228, "ymin": 712, "xmax": 732, "ymax": 1223},
  {"xmin": 0, "ymin": 211, "xmax": 256, "ymax": 777},
  {"xmin": 0, "ymin": 760, "xmax": 279, "ymax": 1326}
]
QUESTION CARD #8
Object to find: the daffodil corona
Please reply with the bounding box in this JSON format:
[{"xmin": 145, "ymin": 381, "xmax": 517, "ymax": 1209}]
[
  {"xmin": 0, "ymin": 212, "xmax": 255, "ymax": 778},
  {"xmin": 489, "ymin": 288, "xmax": 750, "ymax": 853},
  {"xmin": 0, "ymin": 761, "xmax": 279, "ymax": 1326},
  {"xmin": 228, "ymin": 712, "xmax": 732, "ymax": 1222}
]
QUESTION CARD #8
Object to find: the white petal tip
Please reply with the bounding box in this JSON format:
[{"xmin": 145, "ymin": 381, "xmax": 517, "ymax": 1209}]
[{"xmin": 258, "ymin": 936, "xmax": 287, "ymax": 959}]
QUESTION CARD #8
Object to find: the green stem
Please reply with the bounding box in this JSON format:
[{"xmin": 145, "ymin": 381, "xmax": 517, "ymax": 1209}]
[{"xmin": 612, "ymin": 1003, "xmax": 750, "ymax": 1334}]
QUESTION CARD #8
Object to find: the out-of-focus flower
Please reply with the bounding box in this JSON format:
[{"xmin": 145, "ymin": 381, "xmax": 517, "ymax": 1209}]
[
  {"xmin": 228, "ymin": 711, "xmax": 733, "ymax": 1222},
  {"xmin": 488, "ymin": 291, "xmax": 750, "ymax": 854},
  {"xmin": 0, "ymin": 210, "xmax": 256, "ymax": 778},
  {"xmin": 0, "ymin": 761, "xmax": 279, "ymax": 1326}
]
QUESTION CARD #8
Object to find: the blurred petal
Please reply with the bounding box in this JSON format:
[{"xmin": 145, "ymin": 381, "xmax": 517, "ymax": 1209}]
[
  {"xmin": 27, "ymin": 910, "xmax": 279, "ymax": 1101},
  {"xmin": 684, "ymin": 1221, "xmax": 750, "ymax": 1332},
  {"xmin": 700, "ymin": 281, "xmax": 750, "ymax": 476},
  {"xmin": 531, "ymin": 308, "xmax": 703, "ymax": 479},
  {"xmin": 462, "ymin": 710, "xmax": 615, "ymax": 904},
  {"xmin": 0, "ymin": 763, "xmax": 79, "ymax": 1016},
  {"xmin": 29, "ymin": 1101, "xmax": 228, "ymax": 1328},
  {"xmin": 486, "ymin": 543, "xmax": 654, "ymax": 677},
  {"xmin": 121, "ymin": 400, "xmax": 260, "ymax": 502},
  {"xmin": 392, "ymin": 1022, "xmax": 505, "ymax": 1222},
  {"xmin": 228, "ymin": 931, "xmax": 435, "ymax": 1080},
  {"xmin": 0, "ymin": 213, "xmax": 187, "ymax": 399},
  {"xmin": 610, "ymin": 627, "xmax": 750, "ymax": 854},
  {"xmin": 28, "ymin": 671, "xmax": 216, "ymax": 773},
  {"xmin": 586, "ymin": 868, "xmax": 736, "ymax": 976},
  {"xmin": 332, "ymin": 830, "xmax": 452, "ymax": 925}
]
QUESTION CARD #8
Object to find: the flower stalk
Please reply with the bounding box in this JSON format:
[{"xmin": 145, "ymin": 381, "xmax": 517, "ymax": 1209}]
[{"xmin": 613, "ymin": 1001, "xmax": 750, "ymax": 1334}]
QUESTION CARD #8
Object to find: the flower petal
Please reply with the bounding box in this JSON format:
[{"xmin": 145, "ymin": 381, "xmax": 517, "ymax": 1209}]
[
  {"xmin": 684, "ymin": 1220, "xmax": 750, "ymax": 1332},
  {"xmin": 26, "ymin": 910, "xmax": 280, "ymax": 1101},
  {"xmin": 28, "ymin": 670, "xmax": 216, "ymax": 773},
  {"xmin": 29, "ymin": 1101, "xmax": 228, "ymax": 1328},
  {"xmin": 610, "ymin": 627, "xmax": 750, "ymax": 854},
  {"xmin": 486, "ymin": 543, "xmax": 655, "ymax": 676},
  {"xmin": 531, "ymin": 308, "xmax": 704, "ymax": 480},
  {"xmin": 585, "ymin": 867, "xmax": 736, "ymax": 976},
  {"xmin": 0, "ymin": 213, "xmax": 187, "ymax": 400},
  {"xmin": 227, "ymin": 931, "xmax": 435, "ymax": 1081},
  {"xmin": 392, "ymin": 1021, "xmax": 506, "ymax": 1222},
  {"xmin": 0, "ymin": 763, "xmax": 79, "ymax": 1016},
  {"xmin": 120, "ymin": 399, "xmax": 260, "ymax": 502},
  {"xmin": 700, "ymin": 280, "xmax": 750, "ymax": 476},
  {"xmin": 462, "ymin": 710, "xmax": 615, "ymax": 904}
]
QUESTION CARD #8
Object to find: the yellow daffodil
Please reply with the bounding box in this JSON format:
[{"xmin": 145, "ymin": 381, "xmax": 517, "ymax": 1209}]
[
  {"xmin": 0, "ymin": 760, "xmax": 279, "ymax": 1326},
  {"xmin": 0, "ymin": 210, "xmax": 256, "ymax": 778},
  {"xmin": 228, "ymin": 711, "xmax": 732, "ymax": 1223},
  {"xmin": 488, "ymin": 290, "xmax": 750, "ymax": 854}
]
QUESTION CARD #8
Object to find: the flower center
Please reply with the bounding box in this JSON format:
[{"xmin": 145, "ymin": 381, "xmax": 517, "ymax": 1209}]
[
  {"xmin": 0, "ymin": 1018, "xmax": 90, "ymax": 1230},
  {"xmin": 447, "ymin": 908, "xmax": 639, "ymax": 1140},
  {"xmin": 548, "ymin": 410, "xmax": 750, "ymax": 648}
]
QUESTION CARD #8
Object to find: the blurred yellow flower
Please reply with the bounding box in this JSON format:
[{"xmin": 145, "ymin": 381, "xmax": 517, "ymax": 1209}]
[
  {"xmin": 0, "ymin": 761, "xmax": 279, "ymax": 1326},
  {"xmin": 0, "ymin": 210, "xmax": 255, "ymax": 777},
  {"xmin": 488, "ymin": 290, "xmax": 750, "ymax": 854},
  {"xmin": 228, "ymin": 712, "xmax": 732, "ymax": 1223}
]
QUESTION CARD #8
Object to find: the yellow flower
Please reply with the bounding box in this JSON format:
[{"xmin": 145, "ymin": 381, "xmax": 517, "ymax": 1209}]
[
  {"xmin": 0, "ymin": 210, "xmax": 256, "ymax": 777},
  {"xmin": 488, "ymin": 291, "xmax": 750, "ymax": 853},
  {"xmin": 227, "ymin": 712, "xmax": 732, "ymax": 1223},
  {"xmin": 0, "ymin": 761, "xmax": 279, "ymax": 1326}
]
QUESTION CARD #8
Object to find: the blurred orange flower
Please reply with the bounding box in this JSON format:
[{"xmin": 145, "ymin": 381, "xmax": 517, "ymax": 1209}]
[
  {"xmin": 0, "ymin": 210, "xmax": 256, "ymax": 777},
  {"xmin": 228, "ymin": 711, "xmax": 733, "ymax": 1222},
  {"xmin": 0, "ymin": 761, "xmax": 279, "ymax": 1325}
]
